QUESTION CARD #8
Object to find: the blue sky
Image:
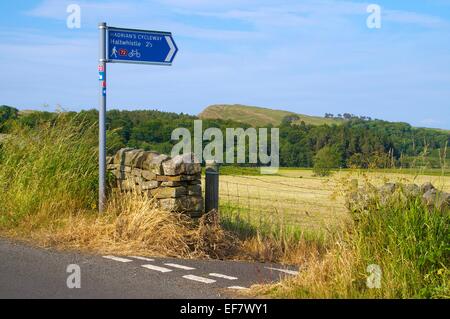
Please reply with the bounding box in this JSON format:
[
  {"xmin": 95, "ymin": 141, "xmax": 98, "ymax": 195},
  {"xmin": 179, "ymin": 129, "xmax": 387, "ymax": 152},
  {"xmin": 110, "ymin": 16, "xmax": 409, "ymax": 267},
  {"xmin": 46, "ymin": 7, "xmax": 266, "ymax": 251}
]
[{"xmin": 0, "ymin": 0, "xmax": 449, "ymax": 129}]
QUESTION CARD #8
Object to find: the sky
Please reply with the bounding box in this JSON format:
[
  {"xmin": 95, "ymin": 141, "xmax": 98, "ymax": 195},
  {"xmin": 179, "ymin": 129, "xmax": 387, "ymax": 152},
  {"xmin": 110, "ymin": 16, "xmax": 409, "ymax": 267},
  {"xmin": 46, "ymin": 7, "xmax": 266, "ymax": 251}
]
[{"xmin": 0, "ymin": 0, "xmax": 449, "ymax": 129}]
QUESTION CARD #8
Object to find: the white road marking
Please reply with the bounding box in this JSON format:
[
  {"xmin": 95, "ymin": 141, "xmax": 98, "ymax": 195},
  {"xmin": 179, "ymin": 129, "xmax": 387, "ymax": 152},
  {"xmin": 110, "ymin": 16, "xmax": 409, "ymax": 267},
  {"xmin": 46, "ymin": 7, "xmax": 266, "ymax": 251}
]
[
  {"xmin": 228, "ymin": 286, "xmax": 249, "ymax": 290},
  {"xmin": 164, "ymin": 263, "xmax": 195, "ymax": 270},
  {"xmin": 265, "ymin": 267, "xmax": 299, "ymax": 276},
  {"xmin": 129, "ymin": 256, "xmax": 155, "ymax": 262},
  {"xmin": 103, "ymin": 255, "xmax": 133, "ymax": 263},
  {"xmin": 209, "ymin": 273, "xmax": 238, "ymax": 280},
  {"xmin": 183, "ymin": 275, "xmax": 216, "ymax": 284},
  {"xmin": 142, "ymin": 264, "xmax": 173, "ymax": 273}
]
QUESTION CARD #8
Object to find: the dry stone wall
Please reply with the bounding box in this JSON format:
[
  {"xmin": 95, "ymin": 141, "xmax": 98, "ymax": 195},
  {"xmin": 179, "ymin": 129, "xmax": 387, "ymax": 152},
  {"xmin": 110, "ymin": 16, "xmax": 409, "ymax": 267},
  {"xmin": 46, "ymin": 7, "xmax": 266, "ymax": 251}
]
[{"xmin": 107, "ymin": 148, "xmax": 203, "ymax": 217}]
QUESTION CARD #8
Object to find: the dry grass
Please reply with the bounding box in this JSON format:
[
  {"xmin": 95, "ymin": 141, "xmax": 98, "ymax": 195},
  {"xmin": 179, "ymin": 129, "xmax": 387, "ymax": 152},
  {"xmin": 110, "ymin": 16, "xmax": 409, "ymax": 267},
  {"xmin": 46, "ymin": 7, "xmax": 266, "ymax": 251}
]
[
  {"xmin": 250, "ymin": 239, "xmax": 359, "ymax": 299},
  {"xmin": 2, "ymin": 188, "xmax": 315, "ymax": 265},
  {"xmin": 2, "ymin": 191, "xmax": 240, "ymax": 259},
  {"xmin": 1, "ymin": 189, "xmax": 325, "ymax": 266}
]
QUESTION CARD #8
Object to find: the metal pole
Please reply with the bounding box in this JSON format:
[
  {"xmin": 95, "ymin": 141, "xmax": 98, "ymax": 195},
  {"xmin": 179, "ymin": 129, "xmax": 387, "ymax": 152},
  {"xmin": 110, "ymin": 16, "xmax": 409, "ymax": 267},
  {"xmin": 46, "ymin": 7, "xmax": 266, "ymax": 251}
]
[
  {"xmin": 205, "ymin": 160, "xmax": 219, "ymax": 213},
  {"xmin": 98, "ymin": 22, "xmax": 107, "ymax": 212}
]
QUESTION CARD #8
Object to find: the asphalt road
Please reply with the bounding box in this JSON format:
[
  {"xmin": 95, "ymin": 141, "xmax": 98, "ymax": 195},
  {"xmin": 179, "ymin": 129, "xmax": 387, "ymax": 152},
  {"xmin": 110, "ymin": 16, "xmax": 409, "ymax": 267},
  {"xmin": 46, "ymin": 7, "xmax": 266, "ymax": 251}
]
[{"xmin": 0, "ymin": 238, "xmax": 299, "ymax": 299}]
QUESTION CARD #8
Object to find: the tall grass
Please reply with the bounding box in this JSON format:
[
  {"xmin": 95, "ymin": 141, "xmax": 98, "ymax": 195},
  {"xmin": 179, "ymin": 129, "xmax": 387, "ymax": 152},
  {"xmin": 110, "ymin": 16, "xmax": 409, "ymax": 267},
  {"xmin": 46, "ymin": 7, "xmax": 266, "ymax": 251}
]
[
  {"xmin": 255, "ymin": 184, "xmax": 449, "ymax": 298},
  {"xmin": 353, "ymin": 195, "xmax": 448, "ymax": 298},
  {"xmin": 0, "ymin": 115, "xmax": 98, "ymax": 231}
]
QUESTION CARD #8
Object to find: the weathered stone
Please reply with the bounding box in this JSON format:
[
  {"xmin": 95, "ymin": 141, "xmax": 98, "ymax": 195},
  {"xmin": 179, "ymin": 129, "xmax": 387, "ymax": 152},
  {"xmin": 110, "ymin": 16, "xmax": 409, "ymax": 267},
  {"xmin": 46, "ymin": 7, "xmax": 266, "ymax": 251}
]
[
  {"xmin": 141, "ymin": 180, "xmax": 160, "ymax": 190},
  {"xmin": 131, "ymin": 151, "xmax": 160, "ymax": 169},
  {"xmin": 158, "ymin": 196, "xmax": 203, "ymax": 212},
  {"xmin": 421, "ymin": 182, "xmax": 435, "ymax": 194},
  {"xmin": 150, "ymin": 186, "xmax": 187, "ymax": 199},
  {"xmin": 142, "ymin": 154, "xmax": 169, "ymax": 174},
  {"xmin": 124, "ymin": 149, "xmax": 145, "ymax": 166},
  {"xmin": 185, "ymin": 196, "xmax": 203, "ymax": 212},
  {"xmin": 141, "ymin": 170, "xmax": 157, "ymax": 181},
  {"xmin": 162, "ymin": 153, "xmax": 201, "ymax": 176},
  {"xmin": 423, "ymin": 189, "xmax": 438, "ymax": 207},
  {"xmin": 187, "ymin": 184, "xmax": 202, "ymax": 196},
  {"xmin": 160, "ymin": 181, "xmax": 184, "ymax": 187},
  {"xmin": 435, "ymin": 192, "xmax": 450, "ymax": 211},
  {"xmin": 113, "ymin": 148, "xmax": 134, "ymax": 165},
  {"xmin": 130, "ymin": 175, "xmax": 143, "ymax": 185},
  {"xmin": 403, "ymin": 184, "xmax": 421, "ymax": 197},
  {"xmin": 106, "ymin": 156, "xmax": 114, "ymax": 165},
  {"xmin": 423, "ymin": 189, "xmax": 450, "ymax": 211},
  {"xmin": 346, "ymin": 187, "xmax": 372, "ymax": 212},
  {"xmin": 162, "ymin": 158, "xmax": 185, "ymax": 176}
]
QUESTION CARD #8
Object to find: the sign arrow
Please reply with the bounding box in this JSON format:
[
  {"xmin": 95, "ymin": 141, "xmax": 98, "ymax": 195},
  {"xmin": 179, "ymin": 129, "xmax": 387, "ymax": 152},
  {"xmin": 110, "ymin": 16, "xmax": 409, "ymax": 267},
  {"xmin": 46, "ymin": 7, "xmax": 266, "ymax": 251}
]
[
  {"xmin": 107, "ymin": 27, "xmax": 178, "ymax": 65},
  {"xmin": 165, "ymin": 36, "xmax": 176, "ymax": 62}
]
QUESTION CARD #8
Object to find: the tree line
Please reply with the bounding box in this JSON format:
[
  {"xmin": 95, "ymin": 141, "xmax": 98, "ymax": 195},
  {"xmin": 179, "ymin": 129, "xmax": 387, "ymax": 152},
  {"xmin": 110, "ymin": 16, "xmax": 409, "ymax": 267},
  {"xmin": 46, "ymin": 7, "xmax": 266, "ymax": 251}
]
[{"xmin": 1, "ymin": 105, "xmax": 449, "ymax": 169}]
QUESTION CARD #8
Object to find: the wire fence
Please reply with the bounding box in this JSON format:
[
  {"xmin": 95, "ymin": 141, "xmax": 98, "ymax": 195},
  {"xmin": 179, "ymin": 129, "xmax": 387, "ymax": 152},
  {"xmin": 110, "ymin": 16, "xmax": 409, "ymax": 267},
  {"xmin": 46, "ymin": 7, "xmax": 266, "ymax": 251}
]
[{"xmin": 204, "ymin": 173, "xmax": 348, "ymax": 231}]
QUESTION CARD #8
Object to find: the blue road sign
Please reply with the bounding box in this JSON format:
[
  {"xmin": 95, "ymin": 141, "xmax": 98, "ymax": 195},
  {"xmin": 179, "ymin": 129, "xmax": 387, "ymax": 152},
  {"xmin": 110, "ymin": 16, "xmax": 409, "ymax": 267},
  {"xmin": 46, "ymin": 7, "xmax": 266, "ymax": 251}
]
[{"xmin": 107, "ymin": 27, "xmax": 178, "ymax": 65}]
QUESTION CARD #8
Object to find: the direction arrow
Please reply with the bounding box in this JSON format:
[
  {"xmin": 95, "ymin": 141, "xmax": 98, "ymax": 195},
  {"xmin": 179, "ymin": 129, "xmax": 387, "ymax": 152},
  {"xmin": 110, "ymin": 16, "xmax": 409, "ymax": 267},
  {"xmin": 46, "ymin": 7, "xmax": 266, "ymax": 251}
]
[
  {"xmin": 165, "ymin": 36, "xmax": 176, "ymax": 62},
  {"xmin": 107, "ymin": 27, "xmax": 178, "ymax": 65}
]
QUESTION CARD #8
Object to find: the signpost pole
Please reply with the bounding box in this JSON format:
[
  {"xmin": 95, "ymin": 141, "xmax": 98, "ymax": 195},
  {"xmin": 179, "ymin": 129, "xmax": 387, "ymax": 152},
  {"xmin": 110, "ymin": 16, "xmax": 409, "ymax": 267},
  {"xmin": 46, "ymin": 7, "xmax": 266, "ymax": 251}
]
[
  {"xmin": 98, "ymin": 22, "xmax": 107, "ymax": 213},
  {"xmin": 97, "ymin": 23, "xmax": 178, "ymax": 213}
]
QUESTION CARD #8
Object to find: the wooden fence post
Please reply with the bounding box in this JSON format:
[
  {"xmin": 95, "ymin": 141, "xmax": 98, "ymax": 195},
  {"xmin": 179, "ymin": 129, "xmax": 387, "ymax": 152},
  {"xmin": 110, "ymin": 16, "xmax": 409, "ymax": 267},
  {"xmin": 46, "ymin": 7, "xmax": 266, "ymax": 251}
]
[{"xmin": 205, "ymin": 160, "xmax": 219, "ymax": 213}]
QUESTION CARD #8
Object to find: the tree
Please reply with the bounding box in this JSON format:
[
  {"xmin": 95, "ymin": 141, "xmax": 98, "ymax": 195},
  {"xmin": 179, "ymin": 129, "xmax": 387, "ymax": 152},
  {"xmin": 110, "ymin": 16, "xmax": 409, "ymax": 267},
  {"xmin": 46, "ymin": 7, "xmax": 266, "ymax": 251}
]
[
  {"xmin": 0, "ymin": 105, "xmax": 19, "ymax": 132},
  {"xmin": 313, "ymin": 146, "xmax": 342, "ymax": 176}
]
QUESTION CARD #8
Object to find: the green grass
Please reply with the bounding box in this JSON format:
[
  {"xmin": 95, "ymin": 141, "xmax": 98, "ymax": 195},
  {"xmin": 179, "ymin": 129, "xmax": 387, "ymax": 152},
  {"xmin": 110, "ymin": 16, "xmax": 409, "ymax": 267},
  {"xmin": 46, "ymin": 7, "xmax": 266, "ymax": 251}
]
[
  {"xmin": 199, "ymin": 104, "xmax": 345, "ymax": 127},
  {"xmin": 262, "ymin": 184, "xmax": 449, "ymax": 299},
  {"xmin": 353, "ymin": 197, "xmax": 449, "ymax": 298},
  {"xmin": 0, "ymin": 115, "xmax": 99, "ymax": 230}
]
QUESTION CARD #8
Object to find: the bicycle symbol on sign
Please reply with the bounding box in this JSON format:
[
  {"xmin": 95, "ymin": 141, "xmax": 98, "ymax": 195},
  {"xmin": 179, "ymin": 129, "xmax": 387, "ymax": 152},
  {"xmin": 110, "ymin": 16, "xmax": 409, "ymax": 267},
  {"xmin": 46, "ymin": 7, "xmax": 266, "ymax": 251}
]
[{"xmin": 128, "ymin": 49, "xmax": 141, "ymax": 58}]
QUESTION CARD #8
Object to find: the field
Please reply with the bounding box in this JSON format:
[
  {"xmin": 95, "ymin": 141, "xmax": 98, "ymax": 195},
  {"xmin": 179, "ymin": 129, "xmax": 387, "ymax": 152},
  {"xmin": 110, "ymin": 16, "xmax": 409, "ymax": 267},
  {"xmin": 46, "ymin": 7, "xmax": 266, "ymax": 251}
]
[{"xmin": 210, "ymin": 168, "xmax": 450, "ymax": 233}]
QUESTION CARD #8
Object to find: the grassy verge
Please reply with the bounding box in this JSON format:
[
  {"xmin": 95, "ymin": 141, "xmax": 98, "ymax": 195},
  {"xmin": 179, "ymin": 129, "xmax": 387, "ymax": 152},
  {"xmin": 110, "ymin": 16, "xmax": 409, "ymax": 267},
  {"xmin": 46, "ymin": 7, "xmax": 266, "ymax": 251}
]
[{"xmin": 253, "ymin": 184, "xmax": 449, "ymax": 298}]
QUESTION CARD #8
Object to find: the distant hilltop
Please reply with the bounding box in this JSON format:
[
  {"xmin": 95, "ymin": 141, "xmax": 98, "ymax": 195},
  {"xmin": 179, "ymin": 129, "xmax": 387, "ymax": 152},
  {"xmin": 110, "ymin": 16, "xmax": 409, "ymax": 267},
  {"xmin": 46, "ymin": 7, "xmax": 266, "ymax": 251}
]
[{"xmin": 198, "ymin": 104, "xmax": 347, "ymax": 127}]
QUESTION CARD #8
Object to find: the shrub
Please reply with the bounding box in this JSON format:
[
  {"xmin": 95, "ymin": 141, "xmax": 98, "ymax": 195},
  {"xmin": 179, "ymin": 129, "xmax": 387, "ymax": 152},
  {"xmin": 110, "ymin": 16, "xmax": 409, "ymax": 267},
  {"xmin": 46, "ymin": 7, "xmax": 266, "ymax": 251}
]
[{"xmin": 313, "ymin": 146, "xmax": 342, "ymax": 176}]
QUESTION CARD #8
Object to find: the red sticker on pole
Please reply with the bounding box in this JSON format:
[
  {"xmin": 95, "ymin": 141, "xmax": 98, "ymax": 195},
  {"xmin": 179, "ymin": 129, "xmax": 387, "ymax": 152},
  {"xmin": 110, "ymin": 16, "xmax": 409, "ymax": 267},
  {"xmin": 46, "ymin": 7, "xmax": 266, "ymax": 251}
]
[
  {"xmin": 102, "ymin": 81, "xmax": 106, "ymax": 88},
  {"xmin": 98, "ymin": 65, "xmax": 104, "ymax": 72}
]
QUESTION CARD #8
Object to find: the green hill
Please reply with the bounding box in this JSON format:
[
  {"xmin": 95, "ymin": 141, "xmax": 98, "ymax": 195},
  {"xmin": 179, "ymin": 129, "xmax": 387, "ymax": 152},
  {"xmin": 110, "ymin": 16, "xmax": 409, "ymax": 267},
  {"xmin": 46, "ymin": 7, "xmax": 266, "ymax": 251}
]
[{"xmin": 198, "ymin": 104, "xmax": 345, "ymax": 127}]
